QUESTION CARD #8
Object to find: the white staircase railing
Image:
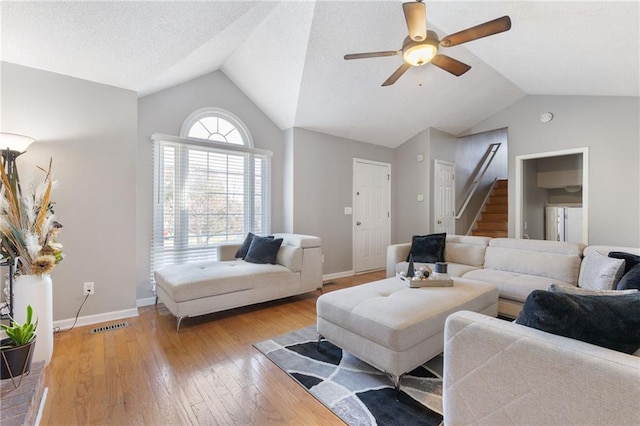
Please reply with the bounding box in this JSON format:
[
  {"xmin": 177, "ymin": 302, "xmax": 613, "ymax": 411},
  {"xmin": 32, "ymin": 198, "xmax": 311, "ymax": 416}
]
[{"xmin": 455, "ymin": 143, "xmax": 501, "ymax": 220}]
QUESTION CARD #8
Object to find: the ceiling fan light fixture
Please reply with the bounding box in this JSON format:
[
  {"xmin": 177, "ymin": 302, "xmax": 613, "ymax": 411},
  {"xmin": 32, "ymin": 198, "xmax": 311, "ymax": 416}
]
[
  {"xmin": 403, "ymin": 40, "xmax": 438, "ymax": 66},
  {"xmin": 403, "ymin": 44, "xmax": 437, "ymax": 66}
]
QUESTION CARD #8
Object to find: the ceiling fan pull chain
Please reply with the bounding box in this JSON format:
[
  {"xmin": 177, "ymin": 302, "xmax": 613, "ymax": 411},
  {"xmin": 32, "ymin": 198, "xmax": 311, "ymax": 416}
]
[{"xmin": 418, "ymin": 64, "xmax": 424, "ymax": 87}]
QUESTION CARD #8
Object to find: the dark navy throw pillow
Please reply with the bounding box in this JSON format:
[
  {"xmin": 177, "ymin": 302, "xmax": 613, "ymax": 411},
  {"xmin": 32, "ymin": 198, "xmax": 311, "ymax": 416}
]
[
  {"xmin": 235, "ymin": 232, "xmax": 274, "ymax": 259},
  {"xmin": 617, "ymin": 264, "xmax": 640, "ymax": 291},
  {"xmin": 608, "ymin": 251, "xmax": 640, "ymax": 275},
  {"xmin": 406, "ymin": 233, "xmax": 446, "ymax": 263},
  {"xmin": 515, "ymin": 290, "xmax": 640, "ymax": 354},
  {"xmin": 245, "ymin": 236, "xmax": 283, "ymax": 265}
]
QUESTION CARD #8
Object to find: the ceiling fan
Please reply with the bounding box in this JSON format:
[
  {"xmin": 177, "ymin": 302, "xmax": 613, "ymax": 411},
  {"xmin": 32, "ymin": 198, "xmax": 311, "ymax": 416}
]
[{"xmin": 344, "ymin": 0, "xmax": 511, "ymax": 86}]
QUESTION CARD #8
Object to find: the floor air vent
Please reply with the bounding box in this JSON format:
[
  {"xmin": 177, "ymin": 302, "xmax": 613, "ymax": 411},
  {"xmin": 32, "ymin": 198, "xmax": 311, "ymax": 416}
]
[{"xmin": 90, "ymin": 322, "xmax": 129, "ymax": 334}]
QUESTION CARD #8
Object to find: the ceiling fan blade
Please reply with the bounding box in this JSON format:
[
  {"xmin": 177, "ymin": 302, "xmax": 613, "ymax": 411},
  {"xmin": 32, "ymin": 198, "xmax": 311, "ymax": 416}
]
[
  {"xmin": 403, "ymin": 1, "xmax": 427, "ymax": 42},
  {"xmin": 440, "ymin": 16, "xmax": 511, "ymax": 47},
  {"xmin": 431, "ymin": 54, "xmax": 471, "ymax": 76},
  {"xmin": 382, "ymin": 63, "xmax": 412, "ymax": 86},
  {"xmin": 344, "ymin": 51, "xmax": 400, "ymax": 60}
]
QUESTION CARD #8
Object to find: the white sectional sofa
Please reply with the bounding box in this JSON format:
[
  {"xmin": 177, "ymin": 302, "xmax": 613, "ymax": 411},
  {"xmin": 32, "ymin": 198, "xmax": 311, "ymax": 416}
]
[
  {"xmin": 387, "ymin": 235, "xmax": 587, "ymax": 317},
  {"xmin": 154, "ymin": 233, "xmax": 322, "ymax": 331},
  {"xmin": 443, "ymin": 311, "xmax": 640, "ymax": 425}
]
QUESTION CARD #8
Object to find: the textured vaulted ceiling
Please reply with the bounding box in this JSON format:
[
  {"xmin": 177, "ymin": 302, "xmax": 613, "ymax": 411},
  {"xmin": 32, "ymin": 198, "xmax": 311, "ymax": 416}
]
[{"xmin": 2, "ymin": 1, "xmax": 638, "ymax": 148}]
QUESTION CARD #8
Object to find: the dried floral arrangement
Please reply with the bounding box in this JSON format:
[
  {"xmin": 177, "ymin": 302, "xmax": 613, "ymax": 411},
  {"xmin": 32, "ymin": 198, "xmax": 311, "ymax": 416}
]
[{"xmin": 0, "ymin": 158, "xmax": 64, "ymax": 275}]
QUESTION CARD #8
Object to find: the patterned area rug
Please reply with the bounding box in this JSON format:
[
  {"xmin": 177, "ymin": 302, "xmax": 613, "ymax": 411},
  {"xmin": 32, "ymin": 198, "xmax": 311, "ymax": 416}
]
[{"xmin": 254, "ymin": 325, "xmax": 443, "ymax": 426}]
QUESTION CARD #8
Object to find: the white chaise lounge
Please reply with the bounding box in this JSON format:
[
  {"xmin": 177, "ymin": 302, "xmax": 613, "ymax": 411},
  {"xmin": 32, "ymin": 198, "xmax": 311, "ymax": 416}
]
[{"xmin": 154, "ymin": 233, "xmax": 322, "ymax": 331}]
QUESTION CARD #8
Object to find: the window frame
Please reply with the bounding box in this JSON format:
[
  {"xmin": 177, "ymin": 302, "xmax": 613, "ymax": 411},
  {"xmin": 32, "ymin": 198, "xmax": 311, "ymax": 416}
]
[
  {"xmin": 150, "ymin": 130, "xmax": 272, "ymax": 283},
  {"xmin": 180, "ymin": 107, "xmax": 254, "ymax": 148}
]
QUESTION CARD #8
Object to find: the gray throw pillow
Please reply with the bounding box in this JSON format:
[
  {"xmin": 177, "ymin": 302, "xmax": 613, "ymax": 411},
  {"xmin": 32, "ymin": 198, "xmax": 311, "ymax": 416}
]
[
  {"xmin": 578, "ymin": 251, "xmax": 625, "ymax": 291},
  {"xmin": 547, "ymin": 283, "xmax": 638, "ymax": 296}
]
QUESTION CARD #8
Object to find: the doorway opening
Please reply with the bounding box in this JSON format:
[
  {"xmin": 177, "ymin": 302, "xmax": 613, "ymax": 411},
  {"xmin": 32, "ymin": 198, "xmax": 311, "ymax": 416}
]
[{"xmin": 515, "ymin": 148, "xmax": 589, "ymax": 244}]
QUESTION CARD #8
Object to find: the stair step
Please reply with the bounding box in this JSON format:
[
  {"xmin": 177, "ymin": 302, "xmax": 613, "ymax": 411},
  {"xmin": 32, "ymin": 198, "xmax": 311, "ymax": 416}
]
[
  {"xmin": 472, "ymin": 229, "xmax": 508, "ymax": 238},
  {"xmin": 480, "ymin": 212, "xmax": 507, "ymax": 222},
  {"xmin": 476, "ymin": 221, "xmax": 508, "ymax": 231},
  {"xmin": 492, "ymin": 188, "xmax": 508, "ymax": 197},
  {"xmin": 484, "ymin": 203, "xmax": 507, "ymax": 213},
  {"xmin": 486, "ymin": 196, "xmax": 508, "ymax": 205},
  {"xmin": 495, "ymin": 179, "xmax": 508, "ymax": 189}
]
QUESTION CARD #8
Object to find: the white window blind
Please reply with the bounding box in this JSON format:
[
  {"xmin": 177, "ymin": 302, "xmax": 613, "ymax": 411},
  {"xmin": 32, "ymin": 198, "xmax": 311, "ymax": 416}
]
[{"xmin": 151, "ymin": 133, "xmax": 271, "ymax": 284}]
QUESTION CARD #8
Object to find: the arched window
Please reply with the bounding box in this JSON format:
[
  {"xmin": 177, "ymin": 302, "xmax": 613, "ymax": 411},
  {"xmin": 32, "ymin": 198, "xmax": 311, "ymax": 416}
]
[
  {"xmin": 180, "ymin": 107, "xmax": 253, "ymax": 147},
  {"xmin": 151, "ymin": 108, "xmax": 270, "ymax": 275}
]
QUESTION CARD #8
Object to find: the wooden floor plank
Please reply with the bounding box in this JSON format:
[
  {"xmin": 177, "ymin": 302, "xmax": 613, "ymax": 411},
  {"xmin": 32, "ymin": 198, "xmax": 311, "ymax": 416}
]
[{"xmin": 40, "ymin": 270, "xmax": 385, "ymax": 425}]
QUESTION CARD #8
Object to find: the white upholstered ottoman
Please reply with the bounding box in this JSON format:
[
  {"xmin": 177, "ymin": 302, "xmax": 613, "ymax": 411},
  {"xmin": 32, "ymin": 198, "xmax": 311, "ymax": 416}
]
[{"xmin": 316, "ymin": 277, "xmax": 498, "ymax": 388}]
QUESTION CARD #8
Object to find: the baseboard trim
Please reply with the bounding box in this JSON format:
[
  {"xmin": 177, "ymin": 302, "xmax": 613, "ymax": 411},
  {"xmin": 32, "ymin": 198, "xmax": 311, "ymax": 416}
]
[
  {"xmin": 136, "ymin": 296, "xmax": 157, "ymax": 307},
  {"xmin": 53, "ymin": 308, "xmax": 139, "ymax": 331},
  {"xmin": 323, "ymin": 270, "xmax": 354, "ymax": 281}
]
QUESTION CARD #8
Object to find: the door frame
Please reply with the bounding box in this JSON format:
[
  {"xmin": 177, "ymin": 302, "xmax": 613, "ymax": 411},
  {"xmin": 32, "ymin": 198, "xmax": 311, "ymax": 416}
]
[
  {"xmin": 433, "ymin": 159, "xmax": 456, "ymax": 234},
  {"xmin": 352, "ymin": 158, "xmax": 391, "ymax": 274},
  {"xmin": 515, "ymin": 147, "xmax": 589, "ymax": 244}
]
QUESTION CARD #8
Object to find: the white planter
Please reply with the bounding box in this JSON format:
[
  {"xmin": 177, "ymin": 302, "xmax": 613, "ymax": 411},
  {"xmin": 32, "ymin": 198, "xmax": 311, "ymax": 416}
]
[{"xmin": 13, "ymin": 274, "xmax": 53, "ymax": 365}]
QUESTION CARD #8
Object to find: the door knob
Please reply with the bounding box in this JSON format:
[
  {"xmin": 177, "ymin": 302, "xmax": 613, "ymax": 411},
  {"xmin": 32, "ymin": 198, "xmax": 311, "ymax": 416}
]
[
  {"xmin": 356, "ymin": 221, "xmax": 361, "ymax": 226},
  {"xmin": 437, "ymin": 220, "xmax": 442, "ymax": 224}
]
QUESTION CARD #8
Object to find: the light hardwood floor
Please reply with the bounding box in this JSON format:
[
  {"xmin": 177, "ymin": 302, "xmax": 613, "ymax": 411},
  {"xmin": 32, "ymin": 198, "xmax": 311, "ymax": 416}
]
[{"xmin": 41, "ymin": 270, "xmax": 386, "ymax": 425}]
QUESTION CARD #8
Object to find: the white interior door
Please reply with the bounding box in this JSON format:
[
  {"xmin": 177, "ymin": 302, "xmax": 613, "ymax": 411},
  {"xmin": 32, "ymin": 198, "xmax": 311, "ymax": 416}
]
[
  {"xmin": 434, "ymin": 160, "xmax": 455, "ymax": 234},
  {"xmin": 353, "ymin": 159, "xmax": 390, "ymax": 273}
]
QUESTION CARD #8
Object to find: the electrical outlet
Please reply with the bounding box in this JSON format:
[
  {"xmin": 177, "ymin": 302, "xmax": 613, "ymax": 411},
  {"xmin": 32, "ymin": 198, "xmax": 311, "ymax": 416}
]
[{"xmin": 83, "ymin": 282, "xmax": 95, "ymax": 296}]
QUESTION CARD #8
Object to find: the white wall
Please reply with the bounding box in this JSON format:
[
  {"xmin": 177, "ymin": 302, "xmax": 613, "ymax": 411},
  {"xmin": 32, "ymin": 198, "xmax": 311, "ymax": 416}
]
[
  {"xmin": 137, "ymin": 71, "xmax": 285, "ymax": 299},
  {"xmin": 1, "ymin": 62, "xmax": 138, "ymax": 320},
  {"xmin": 463, "ymin": 95, "xmax": 640, "ymax": 246}
]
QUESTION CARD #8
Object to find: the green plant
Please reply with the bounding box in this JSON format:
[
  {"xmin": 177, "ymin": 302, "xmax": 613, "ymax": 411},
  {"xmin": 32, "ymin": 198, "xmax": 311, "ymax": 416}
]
[{"xmin": 0, "ymin": 305, "xmax": 38, "ymax": 348}]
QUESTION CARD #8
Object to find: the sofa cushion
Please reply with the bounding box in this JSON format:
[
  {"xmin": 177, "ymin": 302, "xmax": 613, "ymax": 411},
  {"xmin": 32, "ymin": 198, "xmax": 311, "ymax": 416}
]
[
  {"xmin": 275, "ymin": 244, "xmax": 303, "ymax": 272},
  {"xmin": 445, "ymin": 235, "xmax": 491, "ymax": 267},
  {"xmin": 484, "ymin": 246, "xmax": 582, "ymax": 284},
  {"xmin": 579, "ymin": 250, "xmax": 625, "ymax": 291},
  {"xmin": 406, "ymin": 233, "xmax": 446, "ymax": 263},
  {"xmin": 245, "ymin": 236, "xmax": 283, "ymax": 264},
  {"xmin": 154, "ymin": 261, "xmax": 292, "ymax": 302},
  {"xmin": 235, "ymin": 233, "xmax": 274, "ymax": 259},
  {"xmin": 462, "ymin": 269, "xmax": 573, "ymax": 303},
  {"xmin": 515, "ymin": 290, "xmax": 640, "ymax": 354},
  {"xmin": 547, "ymin": 283, "xmax": 638, "ymax": 296},
  {"xmin": 273, "ymin": 233, "xmax": 322, "ymax": 249},
  {"xmin": 488, "ymin": 238, "xmax": 584, "ymax": 256}
]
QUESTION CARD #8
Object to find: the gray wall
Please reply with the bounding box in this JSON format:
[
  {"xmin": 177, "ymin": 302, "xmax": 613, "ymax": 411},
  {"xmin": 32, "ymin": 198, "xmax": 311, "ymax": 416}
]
[
  {"xmin": 283, "ymin": 128, "xmax": 294, "ymax": 233},
  {"xmin": 523, "ymin": 159, "xmax": 548, "ymax": 240},
  {"xmin": 288, "ymin": 128, "xmax": 393, "ymax": 275},
  {"xmin": 393, "ymin": 127, "xmax": 457, "ymax": 244},
  {"xmin": 137, "ymin": 71, "xmax": 285, "ymax": 299},
  {"xmin": 1, "ymin": 62, "xmax": 138, "ymax": 320},
  {"xmin": 463, "ymin": 95, "xmax": 640, "ymax": 246},
  {"xmin": 393, "ymin": 129, "xmax": 430, "ymax": 244}
]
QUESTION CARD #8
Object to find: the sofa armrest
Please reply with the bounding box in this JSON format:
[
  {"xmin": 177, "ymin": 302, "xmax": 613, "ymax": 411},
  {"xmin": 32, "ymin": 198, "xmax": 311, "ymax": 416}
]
[
  {"xmin": 386, "ymin": 243, "xmax": 411, "ymax": 277},
  {"xmin": 216, "ymin": 243, "xmax": 241, "ymax": 261},
  {"xmin": 443, "ymin": 311, "xmax": 640, "ymax": 425}
]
